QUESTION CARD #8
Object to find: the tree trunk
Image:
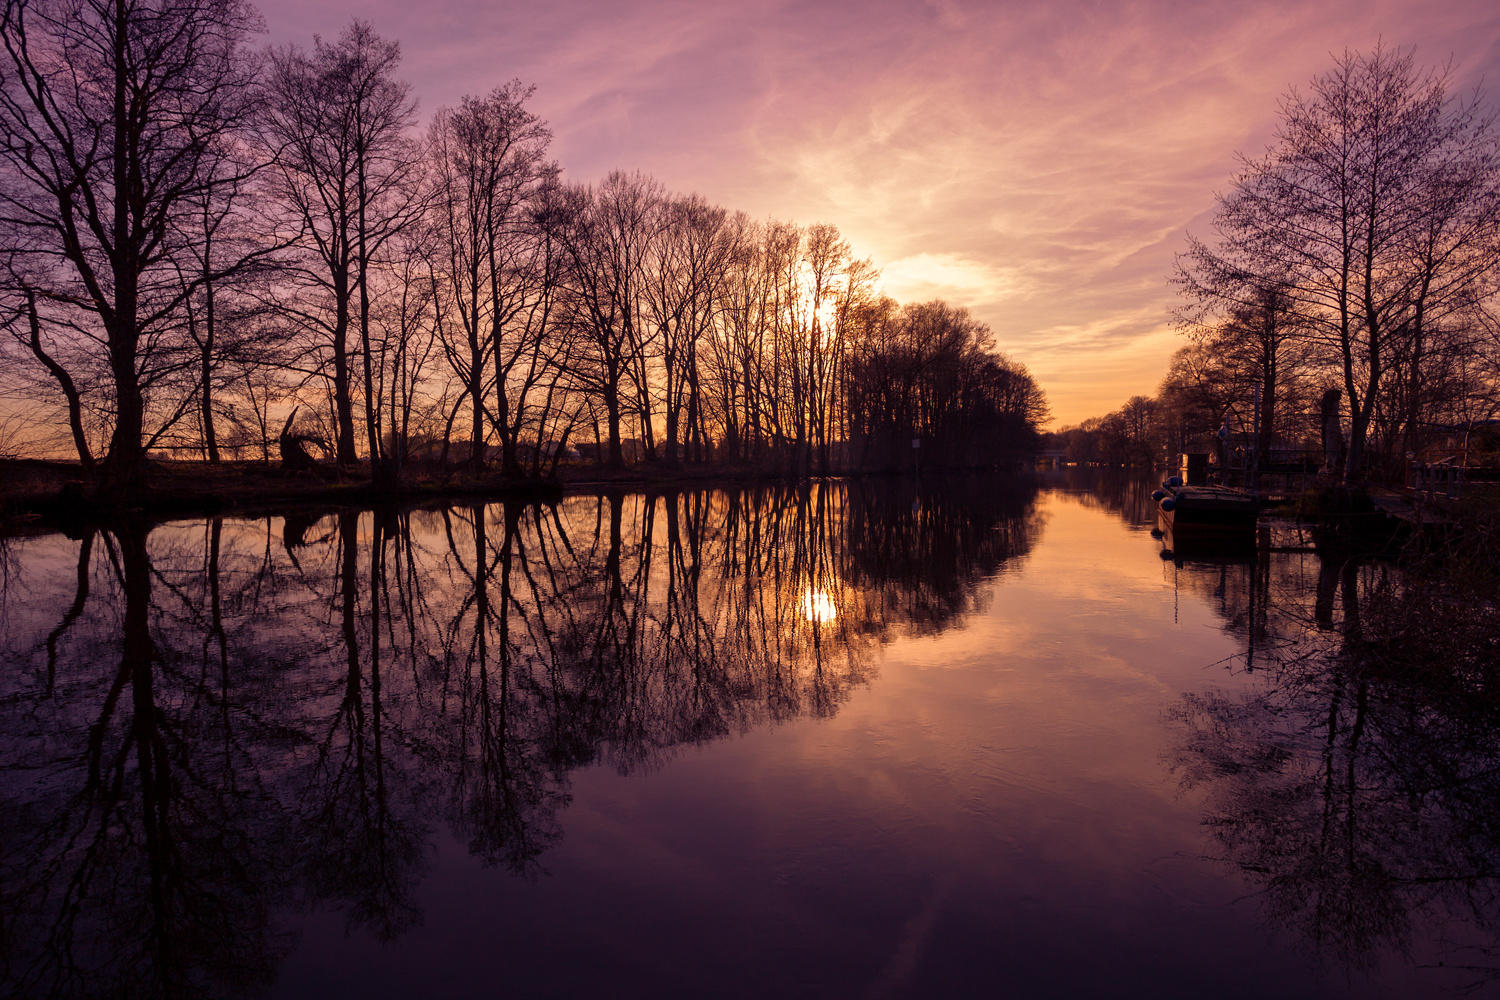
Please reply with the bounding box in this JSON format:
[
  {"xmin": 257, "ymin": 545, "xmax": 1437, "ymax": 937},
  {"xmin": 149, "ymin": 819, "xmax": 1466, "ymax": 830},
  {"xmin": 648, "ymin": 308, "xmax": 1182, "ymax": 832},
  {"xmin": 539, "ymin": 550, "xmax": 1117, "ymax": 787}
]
[
  {"xmin": 605, "ymin": 381, "xmax": 625, "ymax": 468},
  {"xmin": 25, "ymin": 293, "xmax": 94, "ymax": 470},
  {"xmin": 333, "ymin": 278, "xmax": 357, "ymax": 466},
  {"xmin": 101, "ymin": 318, "xmax": 145, "ymax": 498},
  {"xmin": 200, "ymin": 232, "xmax": 220, "ymax": 463}
]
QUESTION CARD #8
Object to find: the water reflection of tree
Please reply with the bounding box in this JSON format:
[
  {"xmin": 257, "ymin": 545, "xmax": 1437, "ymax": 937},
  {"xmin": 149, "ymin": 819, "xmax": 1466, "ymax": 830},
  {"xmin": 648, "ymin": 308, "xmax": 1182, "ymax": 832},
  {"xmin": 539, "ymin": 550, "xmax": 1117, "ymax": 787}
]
[
  {"xmin": 0, "ymin": 518, "xmax": 296, "ymax": 999},
  {"xmin": 1045, "ymin": 466, "xmax": 1161, "ymax": 528},
  {"xmin": 1167, "ymin": 560, "xmax": 1500, "ymax": 985},
  {"xmin": 291, "ymin": 510, "xmax": 429, "ymax": 941},
  {"xmin": 436, "ymin": 502, "xmax": 568, "ymax": 875},
  {"xmin": 846, "ymin": 477, "xmax": 1039, "ymax": 637},
  {"xmin": 0, "ymin": 478, "xmax": 1040, "ymax": 996}
]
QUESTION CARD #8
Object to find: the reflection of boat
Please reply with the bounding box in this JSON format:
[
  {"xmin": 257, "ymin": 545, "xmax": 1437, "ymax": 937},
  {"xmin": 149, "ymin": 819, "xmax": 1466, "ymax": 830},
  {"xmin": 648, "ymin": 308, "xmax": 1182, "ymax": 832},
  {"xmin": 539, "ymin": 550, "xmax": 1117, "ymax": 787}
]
[
  {"xmin": 1152, "ymin": 478, "xmax": 1259, "ymax": 535},
  {"xmin": 1157, "ymin": 519, "xmax": 1257, "ymax": 561}
]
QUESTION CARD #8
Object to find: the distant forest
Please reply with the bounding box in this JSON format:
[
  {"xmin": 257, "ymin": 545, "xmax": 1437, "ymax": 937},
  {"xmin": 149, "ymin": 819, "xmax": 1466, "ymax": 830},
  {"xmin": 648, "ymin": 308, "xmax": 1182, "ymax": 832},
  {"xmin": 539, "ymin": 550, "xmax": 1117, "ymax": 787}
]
[
  {"xmin": 0, "ymin": 9, "xmax": 1047, "ymax": 495},
  {"xmin": 1049, "ymin": 47, "xmax": 1500, "ymax": 484}
]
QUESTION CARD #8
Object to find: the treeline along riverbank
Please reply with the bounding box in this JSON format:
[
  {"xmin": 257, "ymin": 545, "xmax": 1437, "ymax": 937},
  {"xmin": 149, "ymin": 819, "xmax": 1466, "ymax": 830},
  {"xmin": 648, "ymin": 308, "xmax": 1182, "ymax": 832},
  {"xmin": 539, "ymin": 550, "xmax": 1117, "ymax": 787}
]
[{"xmin": 0, "ymin": 13, "xmax": 1046, "ymax": 505}]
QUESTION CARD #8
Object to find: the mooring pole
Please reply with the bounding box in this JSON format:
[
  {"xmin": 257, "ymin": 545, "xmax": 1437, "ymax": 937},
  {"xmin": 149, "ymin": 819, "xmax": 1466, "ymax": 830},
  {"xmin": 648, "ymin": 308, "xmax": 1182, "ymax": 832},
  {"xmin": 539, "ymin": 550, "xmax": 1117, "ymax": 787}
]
[{"xmin": 1249, "ymin": 383, "xmax": 1261, "ymax": 495}]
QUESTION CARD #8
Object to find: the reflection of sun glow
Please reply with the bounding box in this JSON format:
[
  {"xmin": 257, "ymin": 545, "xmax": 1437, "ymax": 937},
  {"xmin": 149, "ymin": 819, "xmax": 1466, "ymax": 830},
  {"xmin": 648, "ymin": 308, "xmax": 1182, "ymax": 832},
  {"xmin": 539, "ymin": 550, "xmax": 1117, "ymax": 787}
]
[{"xmin": 801, "ymin": 588, "xmax": 838, "ymax": 623}]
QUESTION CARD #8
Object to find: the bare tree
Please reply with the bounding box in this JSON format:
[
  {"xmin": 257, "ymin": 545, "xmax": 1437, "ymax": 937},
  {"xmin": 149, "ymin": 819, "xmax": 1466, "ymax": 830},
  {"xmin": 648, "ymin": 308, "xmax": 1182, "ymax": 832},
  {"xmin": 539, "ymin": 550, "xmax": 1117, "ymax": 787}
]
[
  {"xmin": 544, "ymin": 171, "xmax": 663, "ymax": 468},
  {"xmin": 373, "ymin": 230, "xmax": 442, "ymax": 477},
  {"xmin": 263, "ymin": 20, "xmax": 423, "ymax": 479},
  {"xmin": 1181, "ymin": 285, "xmax": 1314, "ymax": 465},
  {"xmin": 1, "ymin": 289, "xmax": 95, "ymax": 465},
  {"xmin": 0, "ymin": 0, "xmax": 263, "ymax": 494},
  {"xmin": 428, "ymin": 81, "xmax": 552, "ymax": 474},
  {"xmin": 172, "ymin": 162, "xmax": 283, "ymax": 462},
  {"xmin": 641, "ymin": 194, "xmax": 735, "ymax": 466},
  {"xmin": 1178, "ymin": 46, "xmax": 1500, "ymax": 482}
]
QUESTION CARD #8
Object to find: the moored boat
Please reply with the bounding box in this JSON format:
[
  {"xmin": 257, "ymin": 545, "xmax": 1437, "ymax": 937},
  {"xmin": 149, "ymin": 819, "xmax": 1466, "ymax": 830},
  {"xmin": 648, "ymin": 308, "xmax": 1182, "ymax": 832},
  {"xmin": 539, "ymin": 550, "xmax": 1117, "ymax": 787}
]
[{"xmin": 1152, "ymin": 477, "xmax": 1259, "ymax": 534}]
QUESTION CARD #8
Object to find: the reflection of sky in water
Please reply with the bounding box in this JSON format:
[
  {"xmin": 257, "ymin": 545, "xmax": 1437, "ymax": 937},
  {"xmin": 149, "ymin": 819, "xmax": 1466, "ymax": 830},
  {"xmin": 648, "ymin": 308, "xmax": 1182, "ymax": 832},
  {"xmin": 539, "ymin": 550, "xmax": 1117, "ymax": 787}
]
[
  {"xmin": 0, "ymin": 482, "xmax": 1484, "ymax": 999},
  {"xmin": 267, "ymin": 492, "xmax": 1451, "ymax": 999}
]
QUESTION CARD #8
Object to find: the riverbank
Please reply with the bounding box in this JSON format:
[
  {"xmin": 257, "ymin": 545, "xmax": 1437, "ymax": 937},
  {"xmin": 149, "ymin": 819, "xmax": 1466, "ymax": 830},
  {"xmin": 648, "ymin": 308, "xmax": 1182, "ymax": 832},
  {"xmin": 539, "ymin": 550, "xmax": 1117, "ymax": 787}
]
[
  {"xmin": 0, "ymin": 458, "xmax": 552, "ymax": 524},
  {"xmin": 0, "ymin": 456, "xmax": 911, "ymax": 529}
]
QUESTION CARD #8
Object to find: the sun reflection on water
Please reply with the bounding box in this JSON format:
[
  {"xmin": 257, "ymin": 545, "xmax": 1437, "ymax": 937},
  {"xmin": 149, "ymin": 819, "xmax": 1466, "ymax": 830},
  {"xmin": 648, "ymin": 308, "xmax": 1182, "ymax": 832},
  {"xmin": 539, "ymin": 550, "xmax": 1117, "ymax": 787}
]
[{"xmin": 800, "ymin": 588, "xmax": 838, "ymax": 623}]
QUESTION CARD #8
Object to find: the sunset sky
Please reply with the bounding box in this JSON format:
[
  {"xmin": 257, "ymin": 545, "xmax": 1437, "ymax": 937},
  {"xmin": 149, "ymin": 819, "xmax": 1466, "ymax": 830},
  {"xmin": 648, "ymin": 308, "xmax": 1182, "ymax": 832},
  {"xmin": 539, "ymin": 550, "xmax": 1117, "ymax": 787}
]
[{"xmin": 256, "ymin": 0, "xmax": 1500, "ymax": 427}]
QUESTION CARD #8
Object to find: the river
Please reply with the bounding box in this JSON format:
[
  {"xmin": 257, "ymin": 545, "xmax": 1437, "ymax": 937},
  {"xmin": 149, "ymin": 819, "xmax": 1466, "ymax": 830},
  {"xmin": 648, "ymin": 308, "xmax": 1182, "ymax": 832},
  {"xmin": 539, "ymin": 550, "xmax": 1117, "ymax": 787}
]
[{"xmin": 2, "ymin": 471, "xmax": 1495, "ymax": 998}]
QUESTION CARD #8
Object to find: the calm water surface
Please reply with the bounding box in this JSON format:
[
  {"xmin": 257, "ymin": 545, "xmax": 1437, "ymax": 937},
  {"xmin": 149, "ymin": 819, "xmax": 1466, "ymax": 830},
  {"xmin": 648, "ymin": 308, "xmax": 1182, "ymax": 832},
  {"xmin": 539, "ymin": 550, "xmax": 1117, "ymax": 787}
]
[{"xmin": 2, "ymin": 473, "xmax": 1495, "ymax": 998}]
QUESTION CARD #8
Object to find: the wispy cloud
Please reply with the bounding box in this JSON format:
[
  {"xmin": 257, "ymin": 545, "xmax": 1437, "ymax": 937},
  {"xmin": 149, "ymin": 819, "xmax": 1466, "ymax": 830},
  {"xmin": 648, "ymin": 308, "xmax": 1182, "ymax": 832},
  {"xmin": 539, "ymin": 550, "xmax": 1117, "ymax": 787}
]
[{"xmin": 878, "ymin": 253, "xmax": 1032, "ymax": 309}]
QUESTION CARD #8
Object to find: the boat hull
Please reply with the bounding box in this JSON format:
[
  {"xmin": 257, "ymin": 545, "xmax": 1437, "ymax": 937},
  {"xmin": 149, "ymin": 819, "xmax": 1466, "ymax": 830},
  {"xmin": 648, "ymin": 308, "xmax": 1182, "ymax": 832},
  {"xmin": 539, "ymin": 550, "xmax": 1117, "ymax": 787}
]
[{"xmin": 1157, "ymin": 484, "xmax": 1258, "ymax": 534}]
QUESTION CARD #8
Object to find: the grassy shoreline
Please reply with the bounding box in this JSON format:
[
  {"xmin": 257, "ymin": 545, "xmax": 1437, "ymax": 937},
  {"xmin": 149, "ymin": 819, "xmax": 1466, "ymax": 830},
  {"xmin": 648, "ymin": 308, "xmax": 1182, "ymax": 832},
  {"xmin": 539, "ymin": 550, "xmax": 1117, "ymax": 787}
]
[{"xmin": 0, "ymin": 457, "xmax": 887, "ymax": 529}]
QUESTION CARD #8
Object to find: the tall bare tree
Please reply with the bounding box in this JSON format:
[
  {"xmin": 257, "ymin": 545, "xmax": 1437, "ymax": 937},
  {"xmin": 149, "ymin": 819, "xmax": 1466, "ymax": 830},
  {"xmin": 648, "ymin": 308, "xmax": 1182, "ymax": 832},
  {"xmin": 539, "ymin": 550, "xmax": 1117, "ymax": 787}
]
[
  {"xmin": 0, "ymin": 0, "xmax": 263, "ymax": 494},
  {"xmin": 641, "ymin": 194, "xmax": 735, "ymax": 466},
  {"xmin": 544, "ymin": 171, "xmax": 663, "ymax": 468},
  {"xmin": 428, "ymin": 81, "xmax": 552, "ymax": 473},
  {"xmin": 1178, "ymin": 46, "xmax": 1500, "ymax": 482},
  {"xmin": 263, "ymin": 20, "xmax": 423, "ymax": 477}
]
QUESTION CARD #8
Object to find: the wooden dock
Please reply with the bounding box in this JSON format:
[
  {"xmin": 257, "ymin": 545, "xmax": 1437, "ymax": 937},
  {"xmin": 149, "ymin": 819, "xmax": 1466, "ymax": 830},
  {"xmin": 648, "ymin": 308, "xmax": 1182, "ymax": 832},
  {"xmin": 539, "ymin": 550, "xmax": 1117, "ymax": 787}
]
[{"xmin": 1369, "ymin": 489, "xmax": 1454, "ymax": 529}]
